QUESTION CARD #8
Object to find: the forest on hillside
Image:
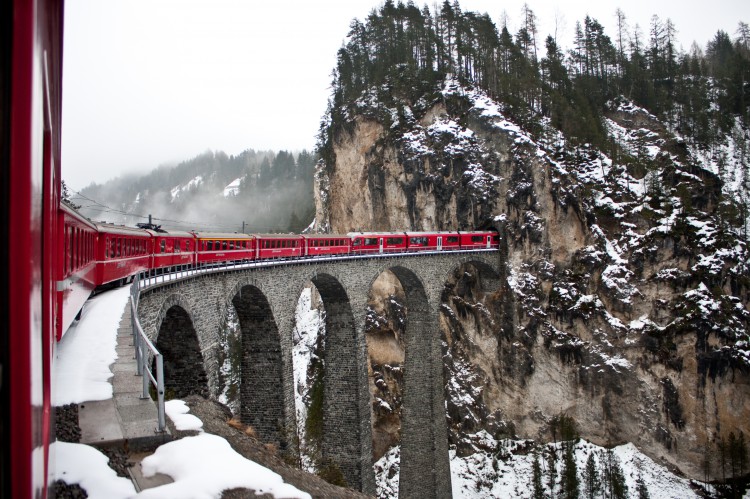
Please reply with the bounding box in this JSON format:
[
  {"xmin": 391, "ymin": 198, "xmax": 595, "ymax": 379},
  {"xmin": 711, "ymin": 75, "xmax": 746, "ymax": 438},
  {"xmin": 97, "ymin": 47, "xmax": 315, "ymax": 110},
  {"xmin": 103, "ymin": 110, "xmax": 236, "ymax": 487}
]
[
  {"xmin": 323, "ymin": 0, "xmax": 749, "ymax": 157},
  {"xmin": 75, "ymin": 148, "xmax": 317, "ymax": 233}
]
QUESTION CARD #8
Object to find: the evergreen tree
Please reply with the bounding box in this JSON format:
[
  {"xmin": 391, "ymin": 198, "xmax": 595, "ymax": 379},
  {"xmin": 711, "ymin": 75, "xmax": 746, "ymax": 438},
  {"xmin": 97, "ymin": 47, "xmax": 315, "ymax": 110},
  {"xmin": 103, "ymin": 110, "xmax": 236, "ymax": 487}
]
[
  {"xmin": 532, "ymin": 450, "xmax": 545, "ymax": 499},
  {"xmin": 561, "ymin": 443, "xmax": 579, "ymax": 499},
  {"xmin": 547, "ymin": 449, "xmax": 558, "ymax": 498},
  {"xmin": 583, "ymin": 452, "xmax": 600, "ymax": 499}
]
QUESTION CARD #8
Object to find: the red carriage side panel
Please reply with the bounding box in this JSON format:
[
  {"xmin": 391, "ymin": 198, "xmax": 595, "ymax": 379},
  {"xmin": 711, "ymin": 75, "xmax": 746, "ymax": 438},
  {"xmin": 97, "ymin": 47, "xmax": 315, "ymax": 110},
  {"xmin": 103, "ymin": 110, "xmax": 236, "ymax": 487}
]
[
  {"xmin": 57, "ymin": 205, "xmax": 98, "ymax": 339},
  {"xmin": 256, "ymin": 235, "xmax": 305, "ymax": 260},
  {"xmin": 95, "ymin": 222, "xmax": 152, "ymax": 286},
  {"xmin": 303, "ymin": 235, "xmax": 351, "ymax": 257},
  {"xmin": 4, "ymin": 0, "xmax": 65, "ymax": 495},
  {"xmin": 348, "ymin": 232, "xmax": 407, "ymax": 254},
  {"xmin": 194, "ymin": 233, "xmax": 255, "ymax": 265}
]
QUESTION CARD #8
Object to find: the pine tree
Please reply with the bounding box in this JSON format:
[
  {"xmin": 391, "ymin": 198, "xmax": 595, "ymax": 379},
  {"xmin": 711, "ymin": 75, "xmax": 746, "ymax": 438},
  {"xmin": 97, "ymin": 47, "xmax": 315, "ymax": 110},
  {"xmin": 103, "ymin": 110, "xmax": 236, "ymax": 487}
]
[
  {"xmin": 583, "ymin": 452, "xmax": 600, "ymax": 499},
  {"xmin": 561, "ymin": 443, "xmax": 579, "ymax": 499},
  {"xmin": 532, "ymin": 450, "xmax": 545, "ymax": 499},
  {"xmin": 547, "ymin": 448, "xmax": 558, "ymax": 498}
]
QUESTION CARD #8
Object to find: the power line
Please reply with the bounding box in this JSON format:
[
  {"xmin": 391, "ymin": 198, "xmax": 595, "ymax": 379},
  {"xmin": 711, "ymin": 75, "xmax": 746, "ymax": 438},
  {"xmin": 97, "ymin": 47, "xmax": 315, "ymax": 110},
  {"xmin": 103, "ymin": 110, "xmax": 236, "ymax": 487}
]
[{"xmin": 69, "ymin": 190, "xmax": 294, "ymax": 233}]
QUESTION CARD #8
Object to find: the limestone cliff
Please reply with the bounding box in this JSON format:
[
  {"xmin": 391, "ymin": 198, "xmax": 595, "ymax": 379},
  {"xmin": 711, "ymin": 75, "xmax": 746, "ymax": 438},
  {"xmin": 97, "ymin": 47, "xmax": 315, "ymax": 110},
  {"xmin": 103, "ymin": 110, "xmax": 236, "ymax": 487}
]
[{"xmin": 315, "ymin": 78, "xmax": 750, "ymax": 482}]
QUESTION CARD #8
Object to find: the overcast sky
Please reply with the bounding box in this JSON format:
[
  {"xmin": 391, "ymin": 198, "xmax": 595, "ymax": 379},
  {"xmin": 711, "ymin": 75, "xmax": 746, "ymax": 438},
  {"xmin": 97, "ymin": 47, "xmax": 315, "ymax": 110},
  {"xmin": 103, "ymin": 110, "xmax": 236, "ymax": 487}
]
[{"xmin": 61, "ymin": 0, "xmax": 749, "ymax": 190}]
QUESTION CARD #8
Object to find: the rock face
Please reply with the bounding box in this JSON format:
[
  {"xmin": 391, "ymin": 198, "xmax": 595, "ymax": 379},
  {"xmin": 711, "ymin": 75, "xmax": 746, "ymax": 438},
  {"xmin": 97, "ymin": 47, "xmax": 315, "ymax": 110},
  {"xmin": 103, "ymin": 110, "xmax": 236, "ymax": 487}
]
[{"xmin": 315, "ymin": 78, "xmax": 750, "ymax": 481}]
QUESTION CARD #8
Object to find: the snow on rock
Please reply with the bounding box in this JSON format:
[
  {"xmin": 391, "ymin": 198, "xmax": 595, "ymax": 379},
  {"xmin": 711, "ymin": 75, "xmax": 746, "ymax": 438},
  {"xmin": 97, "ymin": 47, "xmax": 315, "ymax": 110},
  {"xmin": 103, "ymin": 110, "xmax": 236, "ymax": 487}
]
[
  {"xmin": 292, "ymin": 286, "xmax": 325, "ymax": 472},
  {"xmin": 374, "ymin": 446, "xmax": 400, "ymax": 499},
  {"xmin": 165, "ymin": 399, "xmax": 204, "ymax": 432},
  {"xmin": 222, "ymin": 177, "xmax": 241, "ymax": 197},
  {"xmin": 53, "ymin": 441, "xmax": 137, "ymax": 498},
  {"xmin": 170, "ymin": 175, "xmax": 203, "ymax": 202},
  {"xmin": 446, "ymin": 438, "xmax": 698, "ymax": 499},
  {"xmin": 138, "ymin": 433, "xmax": 311, "ymax": 499}
]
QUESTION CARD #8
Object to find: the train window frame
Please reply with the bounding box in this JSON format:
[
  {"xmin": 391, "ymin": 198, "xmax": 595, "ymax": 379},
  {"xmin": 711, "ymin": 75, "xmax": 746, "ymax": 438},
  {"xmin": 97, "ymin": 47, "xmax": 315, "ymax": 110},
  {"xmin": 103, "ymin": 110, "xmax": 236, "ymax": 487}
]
[
  {"xmin": 364, "ymin": 238, "xmax": 378, "ymax": 246},
  {"xmin": 386, "ymin": 237, "xmax": 403, "ymax": 245},
  {"xmin": 447, "ymin": 236, "xmax": 459, "ymax": 243},
  {"xmin": 471, "ymin": 235, "xmax": 483, "ymax": 243},
  {"xmin": 409, "ymin": 237, "xmax": 427, "ymax": 246},
  {"xmin": 160, "ymin": 239, "xmax": 166, "ymax": 253}
]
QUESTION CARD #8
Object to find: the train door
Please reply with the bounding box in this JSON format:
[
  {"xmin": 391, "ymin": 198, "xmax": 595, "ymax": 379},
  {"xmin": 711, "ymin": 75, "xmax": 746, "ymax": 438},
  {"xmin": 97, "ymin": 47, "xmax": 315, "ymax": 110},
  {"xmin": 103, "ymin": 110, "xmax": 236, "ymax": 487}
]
[
  {"xmin": 379, "ymin": 237, "xmax": 383, "ymax": 254},
  {"xmin": 437, "ymin": 236, "xmax": 443, "ymax": 251},
  {"xmin": 486, "ymin": 235, "xmax": 491, "ymax": 248}
]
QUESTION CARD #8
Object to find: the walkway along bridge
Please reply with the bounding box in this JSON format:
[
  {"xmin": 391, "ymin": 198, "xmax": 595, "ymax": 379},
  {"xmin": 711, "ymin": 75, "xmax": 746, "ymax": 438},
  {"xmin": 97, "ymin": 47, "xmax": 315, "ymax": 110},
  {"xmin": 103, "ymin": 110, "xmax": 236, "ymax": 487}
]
[{"xmin": 131, "ymin": 249, "xmax": 502, "ymax": 498}]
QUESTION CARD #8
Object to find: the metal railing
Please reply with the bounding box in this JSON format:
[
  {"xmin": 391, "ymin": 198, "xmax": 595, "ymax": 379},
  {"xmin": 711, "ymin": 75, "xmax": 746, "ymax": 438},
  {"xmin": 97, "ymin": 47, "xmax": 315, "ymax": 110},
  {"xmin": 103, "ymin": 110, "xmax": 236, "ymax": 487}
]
[{"xmin": 130, "ymin": 272, "xmax": 166, "ymax": 432}]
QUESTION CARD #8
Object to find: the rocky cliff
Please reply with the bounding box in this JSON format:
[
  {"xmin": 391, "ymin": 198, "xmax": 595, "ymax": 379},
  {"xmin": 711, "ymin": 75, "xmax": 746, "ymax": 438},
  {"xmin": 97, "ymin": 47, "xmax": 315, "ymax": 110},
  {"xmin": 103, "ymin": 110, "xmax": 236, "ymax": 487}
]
[{"xmin": 314, "ymin": 77, "xmax": 750, "ymax": 485}]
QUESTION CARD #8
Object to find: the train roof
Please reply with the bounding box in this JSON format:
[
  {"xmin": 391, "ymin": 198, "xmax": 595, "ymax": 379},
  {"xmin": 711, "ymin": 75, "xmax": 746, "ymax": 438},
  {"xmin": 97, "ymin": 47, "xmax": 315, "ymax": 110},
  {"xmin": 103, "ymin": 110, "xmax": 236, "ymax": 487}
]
[
  {"xmin": 59, "ymin": 202, "xmax": 98, "ymax": 230},
  {"xmin": 192, "ymin": 232, "xmax": 254, "ymax": 239},
  {"xmin": 93, "ymin": 221, "xmax": 152, "ymax": 237},
  {"xmin": 303, "ymin": 234, "xmax": 349, "ymax": 239},
  {"xmin": 347, "ymin": 232, "xmax": 407, "ymax": 237},
  {"xmin": 144, "ymin": 229, "xmax": 194, "ymax": 238},
  {"xmin": 253, "ymin": 234, "xmax": 305, "ymax": 239},
  {"xmin": 348, "ymin": 231, "xmax": 466, "ymax": 237}
]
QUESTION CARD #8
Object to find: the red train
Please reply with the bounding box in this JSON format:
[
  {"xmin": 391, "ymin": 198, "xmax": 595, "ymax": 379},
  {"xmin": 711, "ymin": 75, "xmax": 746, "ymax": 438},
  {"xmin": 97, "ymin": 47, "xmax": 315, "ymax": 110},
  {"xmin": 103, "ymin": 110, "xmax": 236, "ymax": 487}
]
[{"xmin": 56, "ymin": 223, "xmax": 499, "ymax": 340}]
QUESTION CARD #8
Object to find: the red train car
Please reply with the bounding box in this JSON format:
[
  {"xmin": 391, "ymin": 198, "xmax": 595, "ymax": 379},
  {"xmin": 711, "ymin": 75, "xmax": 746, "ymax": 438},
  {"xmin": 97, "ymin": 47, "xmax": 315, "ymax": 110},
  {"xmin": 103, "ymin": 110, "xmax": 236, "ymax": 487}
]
[
  {"xmin": 255, "ymin": 234, "xmax": 305, "ymax": 259},
  {"xmin": 3, "ymin": 0, "xmax": 65, "ymax": 495},
  {"xmin": 349, "ymin": 232, "xmax": 408, "ymax": 254},
  {"xmin": 57, "ymin": 203, "xmax": 99, "ymax": 340},
  {"xmin": 148, "ymin": 230, "xmax": 196, "ymax": 270},
  {"xmin": 303, "ymin": 234, "xmax": 350, "ymax": 257},
  {"xmin": 195, "ymin": 232, "xmax": 255, "ymax": 265},
  {"xmin": 459, "ymin": 230, "xmax": 498, "ymax": 249},
  {"xmin": 95, "ymin": 222, "xmax": 152, "ymax": 286},
  {"xmin": 405, "ymin": 231, "xmax": 461, "ymax": 251}
]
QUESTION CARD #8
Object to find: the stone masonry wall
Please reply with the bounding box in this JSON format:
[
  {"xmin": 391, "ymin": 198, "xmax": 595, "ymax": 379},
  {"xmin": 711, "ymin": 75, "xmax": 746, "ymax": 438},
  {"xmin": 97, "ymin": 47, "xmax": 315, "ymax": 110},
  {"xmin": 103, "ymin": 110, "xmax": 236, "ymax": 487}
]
[{"xmin": 135, "ymin": 251, "xmax": 501, "ymax": 497}]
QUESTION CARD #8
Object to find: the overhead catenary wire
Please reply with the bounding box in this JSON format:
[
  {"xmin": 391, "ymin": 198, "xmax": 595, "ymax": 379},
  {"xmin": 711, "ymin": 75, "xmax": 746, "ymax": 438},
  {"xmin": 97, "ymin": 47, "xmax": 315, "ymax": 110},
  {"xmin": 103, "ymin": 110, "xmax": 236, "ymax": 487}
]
[{"xmin": 68, "ymin": 191, "xmax": 296, "ymax": 233}]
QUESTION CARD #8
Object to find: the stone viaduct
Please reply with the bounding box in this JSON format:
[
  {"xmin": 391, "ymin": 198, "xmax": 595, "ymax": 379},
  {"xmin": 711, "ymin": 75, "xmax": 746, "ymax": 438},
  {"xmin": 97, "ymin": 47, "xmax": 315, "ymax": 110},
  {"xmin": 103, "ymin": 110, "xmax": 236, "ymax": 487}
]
[{"xmin": 135, "ymin": 250, "xmax": 501, "ymax": 498}]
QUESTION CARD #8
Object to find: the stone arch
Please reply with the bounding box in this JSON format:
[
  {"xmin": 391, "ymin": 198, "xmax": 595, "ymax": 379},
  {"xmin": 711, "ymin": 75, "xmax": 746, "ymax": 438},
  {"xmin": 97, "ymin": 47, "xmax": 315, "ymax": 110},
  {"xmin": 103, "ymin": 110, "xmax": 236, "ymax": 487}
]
[
  {"xmin": 305, "ymin": 271, "xmax": 371, "ymax": 492},
  {"xmin": 154, "ymin": 294, "xmax": 209, "ymax": 399},
  {"xmin": 367, "ymin": 264, "xmax": 452, "ymax": 499},
  {"xmin": 230, "ymin": 282, "xmax": 285, "ymax": 446}
]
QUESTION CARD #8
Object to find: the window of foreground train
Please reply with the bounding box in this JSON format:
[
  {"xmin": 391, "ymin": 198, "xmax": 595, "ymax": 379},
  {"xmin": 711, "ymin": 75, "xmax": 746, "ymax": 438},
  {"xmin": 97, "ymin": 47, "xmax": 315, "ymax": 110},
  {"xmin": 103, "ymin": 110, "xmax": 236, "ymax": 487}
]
[
  {"xmin": 364, "ymin": 238, "xmax": 378, "ymax": 246},
  {"xmin": 447, "ymin": 236, "xmax": 458, "ymax": 243},
  {"xmin": 471, "ymin": 236, "xmax": 483, "ymax": 243}
]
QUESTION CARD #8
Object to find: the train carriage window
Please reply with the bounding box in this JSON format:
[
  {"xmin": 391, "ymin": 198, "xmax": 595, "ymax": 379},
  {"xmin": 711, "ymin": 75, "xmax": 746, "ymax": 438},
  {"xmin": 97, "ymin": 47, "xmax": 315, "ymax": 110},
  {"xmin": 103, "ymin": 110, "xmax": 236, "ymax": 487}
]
[
  {"xmin": 471, "ymin": 235, "xmax": 483, "ymax": 243},
  {"xmin": 69, "ymin": 228, "xmax": 74, "ymax": 270},
  {"xmin": 221, "ymin": 241, "xmax": 227, "ymax": 250},
  {"xmin": 386, "ymin": 237, "xmax": 403, "ymax": 245},
  {"xmin": 160, "ymin": 239, "xmax": 166, "ymax": 253},
  {"xmin": 364, "ymin": 238, "xmax": 378, "ymax": 246},
  {"xmin": 207, "ymin": 241, "xmax": 213, "ymax": 251},
  {"xmin": 447, "ymin": 236, "xmax": 459, "ymax": 243},
  {"xmin": 409, "ymin": 237, "xmax": 428, "ymax": 246},
  {"xmin": 352, "ymin": 239, "xmax": 361, "ymax": 247},
  {"xmin": 186, "ymin": 241, "xmax": 190, "ymax": 252}
]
